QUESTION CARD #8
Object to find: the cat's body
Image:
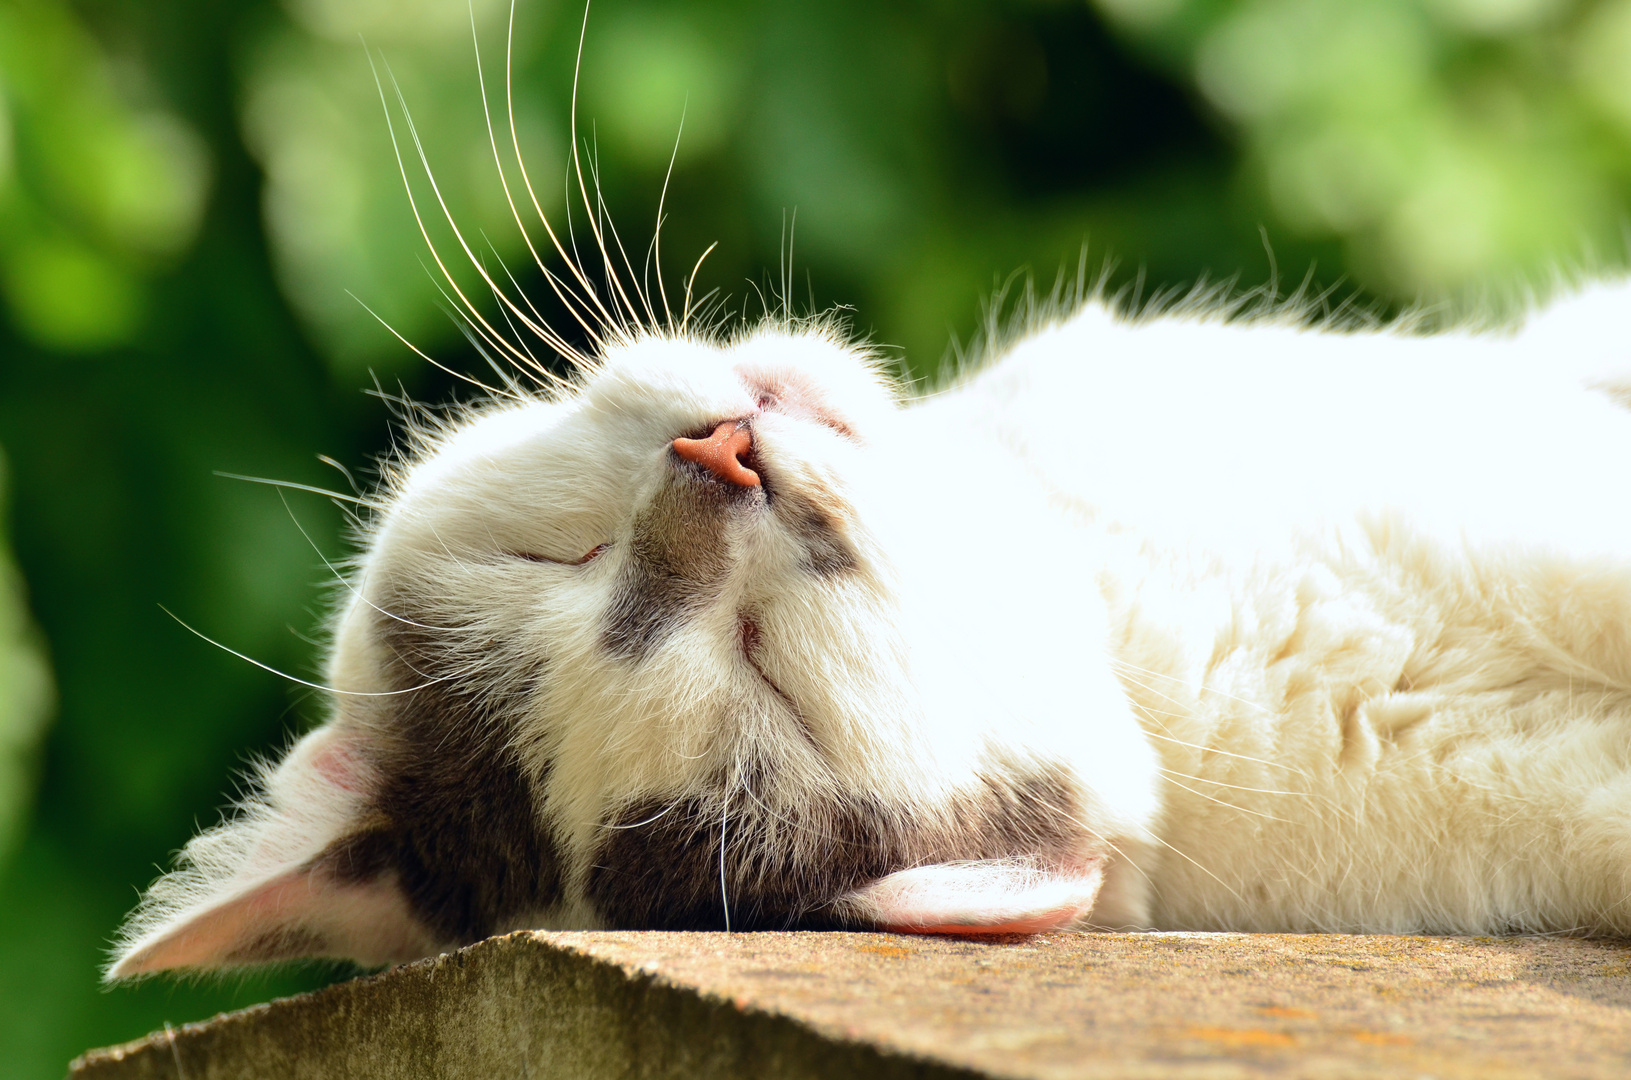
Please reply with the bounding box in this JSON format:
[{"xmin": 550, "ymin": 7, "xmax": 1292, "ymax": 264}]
[
  {"xmin": 105, "ymin": 275, "xmax": 1631, "ymax": 976},
  {"xmin": 982, "ymin": 287, "xmax": 1631, "ymax": 934}
]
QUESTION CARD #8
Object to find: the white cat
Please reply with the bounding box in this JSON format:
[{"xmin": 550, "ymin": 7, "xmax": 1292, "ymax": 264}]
[
  {"xmin": 98, "ymin": 1, "xmax": 1631, "ymax": 971},
  {"xmin": 103, "ymin": 261, "xmax": 1631, "ymax": 975}
]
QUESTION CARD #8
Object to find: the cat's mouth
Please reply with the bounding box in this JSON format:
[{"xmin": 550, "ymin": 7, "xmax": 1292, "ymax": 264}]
[{"xmin": 738, "ymin": 613, "xmax": 816, "ymax": 744}]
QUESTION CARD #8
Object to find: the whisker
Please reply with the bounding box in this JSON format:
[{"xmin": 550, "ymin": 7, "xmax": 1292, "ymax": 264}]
[
  {"xmin": 476, "ymin": 230, "xmax": 581, "ymax": 387},
  {"xmin": 600, "ymin": 798, "xmax": 687, "ymax": 831},
  {"xmin": 1139, "ymin": 730, "xmax": 1305, "ymax": 775},
  {"xmin": 682, "ymin": 241, "xmax": 719, "ymax": 333},
  {"xmin": 370, "ymin": 51, "xmax": 578, "ymax": 378},
  {"xmin": 1012, "ymin": 786, "xmax": 1150, "ymax": 883},
  {"xmin": 478, "ymin": 258, "xmax": 555, "ymax": 388},
  {"xmin": 213, "ymin": 471, "xmax": 385, "ymax": 510},
  {"xmin": 650, "ymin": 100, "xmax": 687, "ymax": 330},
  {"xmin": 1161, "ymin": 774, "xmax": 1292, "ymax": 823},
  {"xmin": 564, "ymin": 2, "xmax": 645, "ymax": 329},
  {"xmin": 316, "ymin": 455, "xmax": 361, "ymax": 496},
  {"xmin": 1148, "ymin": 834, "xmax": 1245, "ymax": 904},
  {"xmin": 275, "ymin": 491, "xmax": 442, "ymax": 633},
  {"xmin": 481, "ymin": 0, "xmax": 611, "ymax": 350},
  {"xmin": 1157, "ymin": 767, "xmax": 1305, "ymax": 798},
  {"xmin": 160, "ymin": 606, "xmax": 451, "ymax": 697},
  {"xmin": 354, "ymin": 288, "xmax": 519, "ymax": 401},
  {"xmin": 584, "ymin": 141, "xmax": 658, "ymax": 328},
  {"xmin": 1111, "ymin": 656, "xmax": 1277, "ymax": 717},
  {"xmin": 426, "ymin": 278, "xmax": 547, "ymax": 398}
]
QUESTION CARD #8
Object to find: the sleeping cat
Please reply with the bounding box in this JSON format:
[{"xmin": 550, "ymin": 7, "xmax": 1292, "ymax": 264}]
[
  {"xmin": 104, "ymin": 267, "xmax": 1631, "ymax": 976},
  {"xmin": 101, "ymin": 0, "xmax": 1631, "ymax": 971}
]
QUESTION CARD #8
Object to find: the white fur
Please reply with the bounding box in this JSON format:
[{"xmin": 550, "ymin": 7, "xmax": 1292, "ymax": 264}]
[{"xmin": 110, "ymin": 280, "xmax": 1631, "ymax": 976}]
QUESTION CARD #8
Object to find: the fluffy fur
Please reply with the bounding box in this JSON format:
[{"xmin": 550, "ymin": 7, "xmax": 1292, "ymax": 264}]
[
  {"xmin": 106, "ymin": 277, "xmax": 1631, "ymax": 977},
  {"xmin": 100, "ymin": 4, "xmax": 1631, "ymax": 974}
]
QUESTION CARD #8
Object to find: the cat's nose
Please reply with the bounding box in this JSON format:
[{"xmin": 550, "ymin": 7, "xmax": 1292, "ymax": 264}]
[{"xmin": 673, "ymin": 421, "xmax": 760, "ymax": 487}]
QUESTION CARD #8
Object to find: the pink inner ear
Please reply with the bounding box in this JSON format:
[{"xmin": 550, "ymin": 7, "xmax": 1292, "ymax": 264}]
[
  {"xmin": 109, "ymin": 862, "xmax": 437, "ymax": 978},
  {"xmin": 837, "ymin": 859, "xmax": 1106, "ymax": 936}
]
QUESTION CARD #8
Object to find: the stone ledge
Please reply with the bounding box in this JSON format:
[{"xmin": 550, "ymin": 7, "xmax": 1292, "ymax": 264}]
[{"xmin": 70, "ymin": 931, "xmax": 1631, "ymax": 1079}]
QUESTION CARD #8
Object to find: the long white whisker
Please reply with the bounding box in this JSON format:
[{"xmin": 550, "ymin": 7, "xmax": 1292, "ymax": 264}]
[
  {"xmin": 1013, "ymin": 788, "xmax": 1149, "ymax": 882},
  {"xmin": 1162, "ymin": 774, "xmax": 1292, "ymax": 823},
  {"xmin": 584, "ymin": 137, "xmax": 658, "ymax": 328},
  {"xmin": 159, "ymin": 606, "xmax": 451, "ymax": 697},
  {"xmin": 1157, "ymin": 767, "xmax": 1305, "ymax": 798},
  {"xmin": 565, "ymin": 3, "xmax": 645, "ymax": 328},
  {"xmin": 650, "ymin": 100, "xmax": 686, "ymax": 330},
  {"xmin": 442, "ymin": 297, "xmax": 541, "ymax": 397},
  {"xmin": 504, "ymin": 0, "xmax": 620, "ymax": 336},
  {"xmin": 350, "ymin": 289, "xmax": 519, "ymax": 401},
  {"xmin": 316, "ymin": 454, "xmax": 361, "ymax": 496},
  {"xmin": 275, "ymin": 491, "xmax": 441, "ymax": 633},
  {"xmin": 682, "ymin": 241, "xmax": 719, "ymax": 333},
  {"xmin": 477, "ymin": 250, "xmax": 556, "ymax": 384},
  {"xmin": 477, "ymin": 0, "xmax": 608, "ymax": 352},
  {"xmin": 719, "ymin": 796, "xmax": 732, "ymax": 932},
  {"xmin": 600, "ymin": 799, "xmax": 686, "ymax": 831},
  {"xmin": 475, "ymin": 229, "xmax": 583, "ymax": 385},
  {"xmin": 213, "ymin": 471, "xmax": 385, "ymax": 510},
  {"xmin": 423, "ymin": 255, "xmax": 559, "ymax": 392},
  {"xmin": 1112, "ymin": 655, "xmax": 1276, "ymax": 717},
  {"xmin": 1148, "ymin": 833, "xmax": 1245, "ymax": 903},
  {"xmin": 369, "ymin": 50, "xmax": 572, "ymax": 377}
]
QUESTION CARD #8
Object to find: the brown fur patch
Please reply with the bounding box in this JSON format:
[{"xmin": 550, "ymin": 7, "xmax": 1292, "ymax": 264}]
[
  {"xmin": 778, "ymin": 491, "xmax": 858, "ymax": 577},
  {"xmin": 585, "ymin": 759, "xmax": 1087, "ymax": 930},
  {"xmin": 320, "ymin": 589, "xmax": 563, "ymax": 945},
  {"xmin": 603, "ymin": 474, "xmax": 742, "ymax": 661}
]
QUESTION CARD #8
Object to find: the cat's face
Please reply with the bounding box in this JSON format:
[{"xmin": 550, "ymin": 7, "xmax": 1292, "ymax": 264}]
[{"xmin": 109, "ymin": 324, "xmax": 1123, "ymax": 976}]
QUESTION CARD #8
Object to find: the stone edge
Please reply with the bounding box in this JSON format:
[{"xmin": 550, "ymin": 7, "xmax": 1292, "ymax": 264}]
[{"xmin": 67, "ymin": 932, "xmax": 988, "ymax": 1080}]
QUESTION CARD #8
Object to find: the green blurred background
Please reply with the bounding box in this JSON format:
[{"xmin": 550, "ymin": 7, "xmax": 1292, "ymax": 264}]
[{"xmin": 1, "ymin": 0, "xmax": 1628, "ymax": 1074}]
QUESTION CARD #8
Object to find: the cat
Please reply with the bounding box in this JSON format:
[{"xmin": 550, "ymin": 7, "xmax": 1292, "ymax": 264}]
[
  {"xmin": 102, "ymin": 263, "xmax": 1631, "ymax": 976},
  {"xmin": 104, "ymin": 13, "xmax": 1631, "ymax": 976}
]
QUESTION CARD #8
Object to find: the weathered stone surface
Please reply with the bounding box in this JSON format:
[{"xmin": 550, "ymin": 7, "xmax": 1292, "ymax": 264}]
[{"xmin": 70, "ymin": 931, "xmax": 1631, "ymax": 1079}]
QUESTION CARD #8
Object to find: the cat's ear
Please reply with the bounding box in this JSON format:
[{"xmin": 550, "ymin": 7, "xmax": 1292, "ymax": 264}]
[
  {"xmin": 833, "ymin": 859, "xmax": 1104, "ymax": 935},
  {"xmin": 106, "ymin": 726, "xmax": 436, "ymax": 979}
]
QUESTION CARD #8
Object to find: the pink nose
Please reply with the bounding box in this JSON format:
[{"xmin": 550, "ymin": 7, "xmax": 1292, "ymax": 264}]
[{"xmin": 673, "ymin": 421, "xmax": 760, "ymax": 487}]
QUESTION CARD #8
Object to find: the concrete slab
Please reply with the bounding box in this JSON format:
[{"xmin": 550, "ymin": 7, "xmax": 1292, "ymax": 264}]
[{"xmin": 69, "ymin": 931, "xmax": 1631, "ymax": 1079}]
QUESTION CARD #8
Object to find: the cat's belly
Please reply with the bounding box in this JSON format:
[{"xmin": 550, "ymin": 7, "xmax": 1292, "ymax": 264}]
[
  {"xmin": 902, "ymin": 364, "xmax": 1631, "ymax": 932},
  {"xmin": 1107, "ymin": 513, "xmax": 1631, "ymax": 934}
]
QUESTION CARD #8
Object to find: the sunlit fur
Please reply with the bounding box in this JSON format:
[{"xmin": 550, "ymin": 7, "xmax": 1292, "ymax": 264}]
[
  {"xmin": 103, "ymin": 6, "xmax": 1631, "ymax": 977},
  {"xmin": 970, "ymin": 282, "xmax": 1631, "ymax": 933},
  {"xmin": 109, "ymin": 280, "xmax": 1631, "ymax": 975}
]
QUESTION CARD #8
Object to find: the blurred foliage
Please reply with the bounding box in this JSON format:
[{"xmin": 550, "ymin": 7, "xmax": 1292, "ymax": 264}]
[
  {"xmin": 0, "ymin": 0, "xmax": 1626, "ymax": 1076},
  {"xmin": 0, "ymin": 447, "xmax": 53, "ymax": 865},
  {"xmin": 1096, "ymin": 0, "xmax": 1631, "ymax": 293},
  {"xmin": 0, "ymin": 0, "xmax": 210, "ymax": 350}
]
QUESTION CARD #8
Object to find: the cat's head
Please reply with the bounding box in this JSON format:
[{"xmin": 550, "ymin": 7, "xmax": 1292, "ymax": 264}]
[{"xmin": 107, "ymin": 322, "xmax": 1126, "ymax": 977}]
